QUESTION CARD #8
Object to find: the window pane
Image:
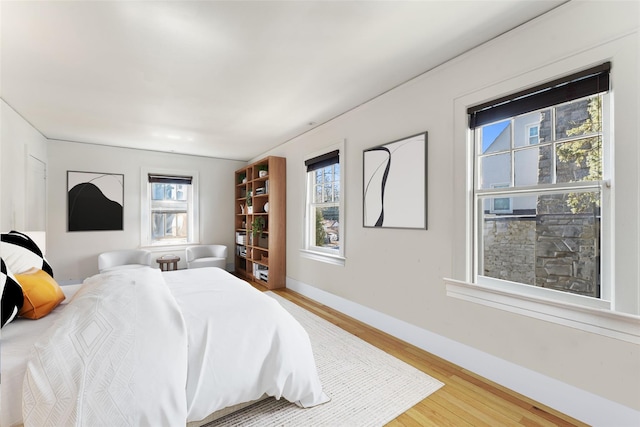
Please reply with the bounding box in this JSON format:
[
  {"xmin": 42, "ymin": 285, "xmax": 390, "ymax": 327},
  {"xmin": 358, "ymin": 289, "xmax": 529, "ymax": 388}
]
[
  {"xmin": 313, "ymin": 206, "xmax": 339, "ymax": 250},
  {"xmin": 514, "ymin": 111, "xmax": 543, "ymax": 147},
  {"xmin": 323, "ymin": 184, "xmax": 333, "ymax": 203},
  {"xmin": 493, "ymin": 197, "xmax": 511, "ymax": 212},
  {"xmin": 176, "ymin": 184, "xmax": 187, "ymax": 201},
  {"xmin": 334, "ymin": 163, "xmax": 340, "ymax": 181},
  {"xmin": 175, "ymin": 213, "xmax": 188, "ymax": 238},
  {"xmin": 165, "ymin": 213, "xmax": 175, "ymax": 235},
  {"xmin": 481, "ymin": 120, "xmax": 510, "ymax": 154},
  {"xmin": 165, "ymin": 184, "xmax": 176, "ymax": 200},
  {"xmin": 315, "ymin": 170, "xmax": 323, "ymax": 184},
  {"xmin": 480, "ymin": 191, "xmax": 600, "ymax": 297},
  {"xmin": 556, "ymin": 137, "xmax": 602, "ymax": 183},
  {"xmin": 152, "ymin": 183, "xmax": 165, "ymax": 200},
  {"xmin": 324, "ymin": 166, "xmax": 332, "ymax": 183},
  {"xmin": 152, "ymin": 213, "xmax": 164, "ymax": 238},
  {"xmin": 514, "ymin": 146, "xmax": 550, "ymax": 186},
  {"xmin": 481, "ymin": 212, "xmax": 536, "ymax": 286},
  {"xmin": 315, "ymin": 184, "xmax": 322, "ymax": 203},
  {"xmin": 479, "ymin": 153, "xmax": 510, "ymax": 189},
  {"xmin": 333, "ymin": 182, "xmax": 340, "ymax": 202},
  {"xmin": 555, "ymin": 96, "xmax": 601, "ymax": 140}
]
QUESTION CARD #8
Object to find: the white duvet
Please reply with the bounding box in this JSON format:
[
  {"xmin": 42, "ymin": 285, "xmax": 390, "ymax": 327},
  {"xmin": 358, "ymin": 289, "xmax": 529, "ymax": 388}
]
[{"xmin": 20, "ymin": 267, "xmax": 328, "ymax": 426}]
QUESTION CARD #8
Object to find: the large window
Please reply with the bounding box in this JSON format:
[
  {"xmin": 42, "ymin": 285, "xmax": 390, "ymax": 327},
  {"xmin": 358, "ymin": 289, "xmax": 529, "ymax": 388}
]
[
  {"xmin": 302, "ymin": 148, "xmax": 345, "ymax": 263},
  {"xmin": 469, "ymin": 63, "xmax": 610, "ymax": 306},
  {"xmin": 142, "ymin": 171, "xmax": 199, "ymax": 246}
]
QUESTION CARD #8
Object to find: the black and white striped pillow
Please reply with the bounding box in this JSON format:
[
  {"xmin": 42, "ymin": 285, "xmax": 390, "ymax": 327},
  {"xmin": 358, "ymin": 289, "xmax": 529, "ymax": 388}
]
[
  {"xmin": 0, "ymin": 230, "xmax": 53, "ymax": 277},
  {"xmin": 1, "ymin": 258, "xmax": 24, "ymax": 327}
]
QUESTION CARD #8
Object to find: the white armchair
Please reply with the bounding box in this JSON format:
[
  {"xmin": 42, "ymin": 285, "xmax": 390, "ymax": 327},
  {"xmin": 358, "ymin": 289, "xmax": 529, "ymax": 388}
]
[
  {"xmin": 185, "ymin": 245, "xmax": 227, "ymax": 269},
  {"xmin": 98, "ymin": 249, "xmax": 151, "ymax": 273}
]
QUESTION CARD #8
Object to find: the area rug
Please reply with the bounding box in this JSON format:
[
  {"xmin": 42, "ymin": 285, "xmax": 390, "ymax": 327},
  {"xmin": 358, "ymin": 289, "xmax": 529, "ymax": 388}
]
[{"xmin": 205, "ymin": 292, "xmax": 444, "ymax": 426}]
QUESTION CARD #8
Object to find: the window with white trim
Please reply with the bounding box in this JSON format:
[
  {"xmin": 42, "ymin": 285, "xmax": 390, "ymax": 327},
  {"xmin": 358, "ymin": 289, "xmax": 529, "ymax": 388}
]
[
  {"xmin": 469, "ymin": 62, "xmax": 610, "ymax": 304},
  {"xmin": 526, "ymin": 124, "xmax": 540, "ymax": 145},
  {"xmin": 302, "ymin": 148, "xmax": 345, "ymax": 262},
  {"xmin": 142, "ymin": 171, "xmax": 199, "ymax": 246},
  {"xmin": 489, "ymin": 183, "xmax": 512, "ymax": 214}
]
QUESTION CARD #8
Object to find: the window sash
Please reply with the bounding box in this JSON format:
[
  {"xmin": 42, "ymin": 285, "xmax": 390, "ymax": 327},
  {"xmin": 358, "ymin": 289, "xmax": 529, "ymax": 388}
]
[
  {"xmin": 476, "ymin": 96, "xmax": 604, "ymax": 192},
  {"xmin": 307, "ymin": 172, "xmax": 340, "ymax": 254},
  {"xmin": 152, "ymin": 212, "xmax": 188, "ymax": 240},
  {"xmin": 308, "ymin": 210, "xmax": 340, "ymax": 254}
]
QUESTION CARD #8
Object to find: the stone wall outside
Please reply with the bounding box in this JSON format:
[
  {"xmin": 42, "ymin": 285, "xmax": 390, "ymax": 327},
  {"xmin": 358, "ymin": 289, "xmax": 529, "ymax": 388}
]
[
  {"xmin": 483, "ymin": 217, "xmax": 536, "ymax": 286},
  {"xmin": 483, "ymin": 213, "xmax": 599, "ymax": 298},
  {"xmin": 534, "ymin": 213, "xmax": 599, "ymax": 296}
]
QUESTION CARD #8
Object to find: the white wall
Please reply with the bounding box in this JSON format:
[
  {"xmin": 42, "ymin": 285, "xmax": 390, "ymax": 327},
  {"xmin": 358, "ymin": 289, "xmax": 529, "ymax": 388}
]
[
  {"xmin": 1, "ymin": 100, "xmax": 48, "ymax": 231},
  {"xmin": 253, "ymin": 0, "xmax": 640, "ymax": 420},
  {"xmin": 47, "ymin": 140, "xmax": 245, "ymax": 281}
]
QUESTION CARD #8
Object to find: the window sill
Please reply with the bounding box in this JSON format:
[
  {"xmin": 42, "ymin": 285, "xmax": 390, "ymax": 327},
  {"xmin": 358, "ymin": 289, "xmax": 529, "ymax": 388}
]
[
  {"xmin": 299, "ymin": 249, "xmax": 345, "ymax": 266},
  {"xmin": 140, "ymin": 242, "xmax": 200, "ymax": 251},
  {"xmin": 445, "ymin": 278, "xmax": 640, "ymax": 344}
]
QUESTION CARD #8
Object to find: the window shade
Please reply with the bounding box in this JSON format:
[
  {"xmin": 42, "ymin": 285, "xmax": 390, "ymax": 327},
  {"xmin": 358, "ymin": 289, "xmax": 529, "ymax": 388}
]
[
  {"xmin": 148, "ymin": 174, "xmax": 193, "ymax": 185},
  {"xmin": 305, "ymin": 150, "xmax": 339, "ymax": 172},
  {"xmin": 468, "ymin": 62, "xmax": 611, "ymax": 128}
]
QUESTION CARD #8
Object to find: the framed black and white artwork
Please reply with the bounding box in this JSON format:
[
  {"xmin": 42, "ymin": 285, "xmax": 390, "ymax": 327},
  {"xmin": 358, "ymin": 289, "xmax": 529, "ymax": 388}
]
[
  {"xmin": 67, "ymin": 171, "xmax": 124, "ymax": 231},
  {"xmin": 363, "ymin": 132, "xmax": 427, "ymax": 229}
]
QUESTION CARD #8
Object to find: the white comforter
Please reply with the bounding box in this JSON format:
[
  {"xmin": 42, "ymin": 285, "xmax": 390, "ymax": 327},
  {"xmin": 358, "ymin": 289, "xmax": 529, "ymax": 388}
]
[{"xmin": 21, "ymin": 267, "xmax": 328, "ymax": 426}]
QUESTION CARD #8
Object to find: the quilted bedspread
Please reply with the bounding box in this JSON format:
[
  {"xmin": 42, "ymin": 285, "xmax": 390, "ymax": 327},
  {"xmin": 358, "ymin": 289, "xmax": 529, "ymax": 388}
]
[
  {"xmin": 22, "ymin": 267, "xmax": 189, "ymax": 426},
  {"xmin": 20, "ymin": 267, "xmax": 328, "ymax": 426}
]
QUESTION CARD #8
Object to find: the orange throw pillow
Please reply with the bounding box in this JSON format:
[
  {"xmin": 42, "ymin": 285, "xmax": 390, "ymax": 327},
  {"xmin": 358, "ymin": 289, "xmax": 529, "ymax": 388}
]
[{"xmin": 15, "ymin": 268, "xmax": 65, "ymax": 319}]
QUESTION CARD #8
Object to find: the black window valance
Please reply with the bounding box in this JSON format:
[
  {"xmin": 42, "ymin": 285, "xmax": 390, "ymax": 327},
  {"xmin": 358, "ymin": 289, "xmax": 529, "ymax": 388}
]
[
  {"xmin": 468, "ymin": 62, "xmax": 611, "ymax": 128},
  {"xmin": 148, "ymin": 174, "xmax": 193, "ymax": 185},
  {"xmin": 305, "ymin": 150, "xmax": 339, "ymax": 172}
]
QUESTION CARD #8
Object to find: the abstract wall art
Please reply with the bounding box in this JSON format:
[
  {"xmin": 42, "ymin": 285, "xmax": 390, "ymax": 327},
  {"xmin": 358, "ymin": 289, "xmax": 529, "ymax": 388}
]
[
  {"xmin": 67, "ymin": 171, "xmax": 124, "ymax": 231},
  {"xmin": 363, "ymin": 132, "xmax": 427, "ymax": 229}
]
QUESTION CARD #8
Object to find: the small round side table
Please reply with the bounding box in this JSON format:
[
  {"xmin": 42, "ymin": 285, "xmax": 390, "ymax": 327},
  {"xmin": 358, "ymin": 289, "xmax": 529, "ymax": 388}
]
[{"xmin": 157, "ymin": 255, "xmax": 180, "ymax": 271}]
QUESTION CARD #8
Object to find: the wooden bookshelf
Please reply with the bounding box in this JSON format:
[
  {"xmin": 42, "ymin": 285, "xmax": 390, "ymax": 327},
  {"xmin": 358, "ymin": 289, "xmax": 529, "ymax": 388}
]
[{"xmin": 234, "ymin": 156, "xmax": 286, "ymax": 289}]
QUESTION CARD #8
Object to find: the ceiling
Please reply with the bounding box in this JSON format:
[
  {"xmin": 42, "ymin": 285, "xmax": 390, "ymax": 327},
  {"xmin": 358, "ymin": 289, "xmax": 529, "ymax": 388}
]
[{"xmin": 1, "ymin": 1, "xmax": 566, "ymax": 161}]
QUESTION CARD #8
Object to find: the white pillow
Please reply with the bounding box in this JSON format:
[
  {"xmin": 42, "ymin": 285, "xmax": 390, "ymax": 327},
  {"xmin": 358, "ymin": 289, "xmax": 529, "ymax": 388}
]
[{"xmin": 0, "ymin": 230, "xmax": 54, "ymax": 276}]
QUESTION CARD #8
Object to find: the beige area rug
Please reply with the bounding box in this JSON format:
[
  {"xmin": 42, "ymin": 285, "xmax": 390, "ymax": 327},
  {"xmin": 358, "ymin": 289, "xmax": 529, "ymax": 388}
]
[{"xmin": 205, "ymin": 292, "xmax": 444, "ymax": 426}]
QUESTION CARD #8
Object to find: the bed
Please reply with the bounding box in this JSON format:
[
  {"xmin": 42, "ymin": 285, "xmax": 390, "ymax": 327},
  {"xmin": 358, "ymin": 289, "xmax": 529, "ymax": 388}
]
[{"xmin": 1, "ymin": 237, "xmax": 329, "ymax": 427}]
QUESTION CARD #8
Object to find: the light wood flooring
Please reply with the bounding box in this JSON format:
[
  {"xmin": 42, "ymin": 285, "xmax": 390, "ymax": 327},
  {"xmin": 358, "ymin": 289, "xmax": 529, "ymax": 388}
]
[{"xmin": 248, "ymin": 280, "xmax": 588, "ymax": 427}]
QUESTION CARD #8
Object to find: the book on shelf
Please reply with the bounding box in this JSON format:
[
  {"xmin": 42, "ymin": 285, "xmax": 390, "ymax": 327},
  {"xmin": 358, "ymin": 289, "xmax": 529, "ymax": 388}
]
[
  {"xmin": 252, "ymin": 263, "xmax": 268, "ymax": 280},
  {"xmin": 236, "ymin": 231, "xmax": 246, "ymax": 245}
]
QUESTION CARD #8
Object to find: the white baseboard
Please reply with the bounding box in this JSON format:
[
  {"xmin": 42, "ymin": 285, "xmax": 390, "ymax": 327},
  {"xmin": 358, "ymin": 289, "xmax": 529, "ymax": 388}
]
[{"xmin": 286, "ymin": 277, "xmax": 640, "ymax": 427}]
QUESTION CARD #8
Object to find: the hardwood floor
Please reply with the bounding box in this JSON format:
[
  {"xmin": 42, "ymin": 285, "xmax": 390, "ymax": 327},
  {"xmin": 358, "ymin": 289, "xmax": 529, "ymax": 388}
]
[{"xmin": 248, "ymin": 280, "xmax": 588, "ymax": 427}]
